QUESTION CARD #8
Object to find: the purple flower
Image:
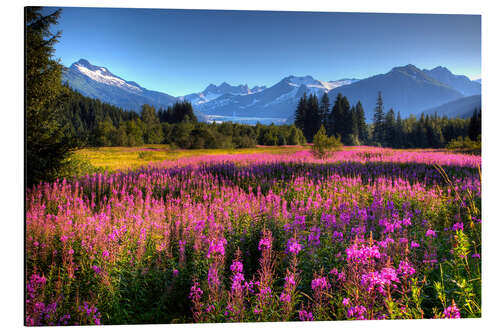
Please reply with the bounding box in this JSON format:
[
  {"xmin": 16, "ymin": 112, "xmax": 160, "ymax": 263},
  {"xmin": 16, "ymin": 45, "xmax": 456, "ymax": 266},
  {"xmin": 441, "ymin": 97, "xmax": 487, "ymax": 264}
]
[
  {"xmin": 258, "ymin": 237, "xmax": 272, "ymax": 251},
  {"xmin": 443, "ymin": 301, "xmax": 461, "ymax": 319},
  {"xmin": 342, "ymin": 298, "xmax": 350, "ymax": 306},
  {"xmin": 308, "ymin": 226, "xmax": 321, "ymax": 247},
  {"xmin": 425, "ymin": 229, "xmax": 437, "ymax": 238},
  {"xmin": 230, "ymin": 260, "xmax": 243, "ymax": 273},
  {"xmin": 189, "ymin": 282, "xmax": 203, "ymax": 301},
  {"xmin": 286, "ymin": 238, "xmax": 302, "ymax": 255},
  {"xmin": 311, "ymin": 276, "xmax": 330, "ymax": 291},
  {"xmin": 397, "ymin": 260, "xmax": 416, "ymax": 278},
  {"xmin": 280, "ymin": 292, "xmax": 291, "ymax": 303},
  {"xmin": 298, "ymin": 310, "xmax": 314, "ymax": 321},
  {"xmin": 347, "ymin": 305, "xmax": 367, "ymax": 320}
]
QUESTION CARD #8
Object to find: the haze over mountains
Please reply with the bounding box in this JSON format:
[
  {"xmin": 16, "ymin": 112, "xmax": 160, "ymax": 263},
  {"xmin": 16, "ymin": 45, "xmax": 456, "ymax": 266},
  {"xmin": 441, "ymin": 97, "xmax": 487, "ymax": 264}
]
[{"xmin": 62, "ymin": 59, "xmax": 481, "ymax": 124}]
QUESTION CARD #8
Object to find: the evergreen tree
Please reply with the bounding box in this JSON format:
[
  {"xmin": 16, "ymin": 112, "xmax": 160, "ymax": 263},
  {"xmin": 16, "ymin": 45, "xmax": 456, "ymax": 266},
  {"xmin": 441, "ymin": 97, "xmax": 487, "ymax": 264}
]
[
  {"xmin": 328, "ymin": 93, "xmax": 345, "ymax": 137},
  {"xmin": 384, "ymin": 108, "xmax": 396, "ymax": 147},
  {"xmin": 373, "ymin": 91, "xmax": 385, "ymax": 145},
  {"xmin": 294, "ymin": 93, "xmax": 307, "ymax": 132},
  {"xmin": 304, "ymin": 94, "xmax": 321, "ymax": 142},
  {"xmin": 355, "ymin": 101, "xmax": 368, "ymax": 144},
  {"xmin": 395, "ymin": 111, "xmax": 404, "ymax": 148},
  {"xmin": 319, "ymin": 92, "xmax": 330, "ymax": 127},
  {"xmin": 141, "ymin": 104, "xmax": 163, "ymax": 144},
  {"xmin": 26, "ymin": 7, "xmax": 80, "ymax": 186},
  {"xmin": 468, "ymin": 109, "xmax": 481, "ymax": 141}
]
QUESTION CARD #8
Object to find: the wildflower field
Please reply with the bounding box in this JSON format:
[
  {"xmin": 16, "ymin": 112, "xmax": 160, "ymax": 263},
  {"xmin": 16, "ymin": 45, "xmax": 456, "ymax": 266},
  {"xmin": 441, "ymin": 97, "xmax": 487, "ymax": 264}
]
[{"xmin": 25, "ymin": 146, "xmax": 481, "ymax": 325}]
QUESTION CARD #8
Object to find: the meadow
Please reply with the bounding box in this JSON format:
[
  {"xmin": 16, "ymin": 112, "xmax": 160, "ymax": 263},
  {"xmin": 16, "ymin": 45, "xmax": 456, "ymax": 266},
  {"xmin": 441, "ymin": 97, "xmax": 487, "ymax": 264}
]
[{"xmin": 25, "ymin": 146, "xmax": 481, "ymax": 325}]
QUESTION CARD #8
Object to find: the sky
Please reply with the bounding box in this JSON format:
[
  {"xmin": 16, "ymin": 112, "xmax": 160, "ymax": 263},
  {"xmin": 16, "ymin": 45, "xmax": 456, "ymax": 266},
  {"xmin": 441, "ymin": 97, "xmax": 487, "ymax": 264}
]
[{"xmin": 44, "ymin": 7, "xmax": 481, "ymax": 96}]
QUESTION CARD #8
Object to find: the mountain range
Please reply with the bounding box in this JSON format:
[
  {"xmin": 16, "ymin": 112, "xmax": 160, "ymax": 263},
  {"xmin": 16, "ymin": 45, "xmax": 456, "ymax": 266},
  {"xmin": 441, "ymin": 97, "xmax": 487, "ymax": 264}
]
[{"xmin": 62, "ymin": 59, "xmax": 481, "ymax": 124}]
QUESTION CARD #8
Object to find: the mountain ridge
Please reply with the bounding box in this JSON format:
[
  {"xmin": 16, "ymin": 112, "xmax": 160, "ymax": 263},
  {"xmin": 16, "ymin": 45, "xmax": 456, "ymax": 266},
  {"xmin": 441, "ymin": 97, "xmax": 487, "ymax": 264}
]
[{"xmin": 61, "ymin": 59, "xmax": 480, "ymax": 124}]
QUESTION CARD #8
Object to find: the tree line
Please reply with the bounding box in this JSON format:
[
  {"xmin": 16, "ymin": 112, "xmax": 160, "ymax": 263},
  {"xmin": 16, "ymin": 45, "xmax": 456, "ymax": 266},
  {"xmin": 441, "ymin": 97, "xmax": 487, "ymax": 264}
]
[
  {"xmin": 60, "ymin": 88, "xmax": 306, "ymax": 149},
  {"xmin": 295, "ymin": 91, "xmax": 481, "ymax": 148}
]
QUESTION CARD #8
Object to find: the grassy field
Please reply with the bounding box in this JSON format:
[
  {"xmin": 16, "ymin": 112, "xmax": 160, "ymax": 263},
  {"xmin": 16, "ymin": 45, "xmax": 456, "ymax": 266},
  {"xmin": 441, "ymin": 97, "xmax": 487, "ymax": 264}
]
[{"xmin": 73, "ymin": 144, "xmax": 309, "ymax": 172}]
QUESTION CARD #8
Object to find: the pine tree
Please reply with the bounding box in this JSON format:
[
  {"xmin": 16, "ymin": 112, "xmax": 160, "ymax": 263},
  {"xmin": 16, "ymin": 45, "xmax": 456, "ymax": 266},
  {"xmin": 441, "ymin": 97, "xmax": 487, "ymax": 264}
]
[
  {"xmin": 355, "ymin": 101, "xmax": 368, "ymax": 144},
  {"xmin": 26, "ymin": 7, "xmax": 80, "ymax": 186},
  {"xmin": 319, "ymin": 93, "xmax": 330, "ymax": 127},
  {"xmin": 468, "ymin": 108, "xmax": 481, "ymax": 141},
  {"xmin": 304, "ymin": 94, "xmax": 321, "ymax": 142},
  {"xmin": 373, "ymin": 91, "xmax": 385, "ymax": 145},
  {"xmin": 384, "ymin": 108, "xmax": 396, "ymax": 147},
  {"xmin": 328, "ymin": 93, "xmax": 345, "ymax": 137},
  {"xmin": 294, "ymin": 93, "xmax": 307, "ymax": 132},
  {"xmin": 395, "ymin": 111, "xmax": 404, "ymax": 148}
]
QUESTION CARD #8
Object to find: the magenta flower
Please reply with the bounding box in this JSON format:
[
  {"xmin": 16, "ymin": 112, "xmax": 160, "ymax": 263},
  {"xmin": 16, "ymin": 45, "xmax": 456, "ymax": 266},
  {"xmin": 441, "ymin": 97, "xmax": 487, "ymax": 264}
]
[
  {"xmin": 258, "ymin": 236, "xmax": 272, "ymax": 251},
  {"xmin": 425, "ymin": 229, "xmax": 437, "ymax": 238},
  {"xmin": 311, "ymin": 276, "xmax": 330, "ymax": 291},
  {"xmin": 286, "ymin": 238, "xmax": 302, "ymax": 255},
  {"xmin": 298, "ymin": 310, "xmax": 314, "ymax": 321},
  {"xmin": 443, "ymin": 301, "xmax": 461, "ymax": 319}
]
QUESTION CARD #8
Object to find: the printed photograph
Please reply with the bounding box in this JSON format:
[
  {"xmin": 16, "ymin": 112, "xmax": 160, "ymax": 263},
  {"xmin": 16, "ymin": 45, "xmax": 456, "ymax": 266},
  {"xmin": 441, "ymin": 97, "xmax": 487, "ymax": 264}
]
[{"xmin": 25, "ymin": 6, "xmax": 481, "ymax": 326}]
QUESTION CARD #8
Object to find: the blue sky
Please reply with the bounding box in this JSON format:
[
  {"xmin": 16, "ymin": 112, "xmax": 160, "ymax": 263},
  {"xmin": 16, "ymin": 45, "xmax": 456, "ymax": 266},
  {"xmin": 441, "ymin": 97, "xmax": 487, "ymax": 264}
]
[{"xmin": 45, "ymin": 7, "xmax": 481, "ymax": 96}]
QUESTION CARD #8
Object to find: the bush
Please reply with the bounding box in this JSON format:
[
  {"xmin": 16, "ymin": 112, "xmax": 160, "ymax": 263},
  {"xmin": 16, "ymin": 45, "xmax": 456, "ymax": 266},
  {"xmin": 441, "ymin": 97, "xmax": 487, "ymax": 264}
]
[
  {"xmin": 446, "ymin": 136, "xmax": 481, "ymax": 151},
  {"xmin": 311, "ymin": 125, "xmax": 343, "ymax": 159}
]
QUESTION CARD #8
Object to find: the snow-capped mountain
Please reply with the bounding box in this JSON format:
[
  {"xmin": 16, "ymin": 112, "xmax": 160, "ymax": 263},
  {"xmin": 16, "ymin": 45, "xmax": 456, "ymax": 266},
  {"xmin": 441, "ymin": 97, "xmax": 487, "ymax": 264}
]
[
  {"xmin": 180, "ymin": 82, "xmax": 267, "ymax": 106},
  {"xmin": 61, "ymin": 59, "xmax": 480, "ymax": 125},
  {"xmin": 62, "ymin": 59, "xmax": 178, "ymax": 112},
  {"xmin": 194, "ymin": 75, "xmax": 357, "ymax": 121}
]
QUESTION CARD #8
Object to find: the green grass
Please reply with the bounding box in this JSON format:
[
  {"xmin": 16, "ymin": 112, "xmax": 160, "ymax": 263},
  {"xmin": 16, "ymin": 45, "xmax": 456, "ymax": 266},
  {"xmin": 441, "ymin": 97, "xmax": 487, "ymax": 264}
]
[{"xmin": 73, "ymin": 144, "xmax": 308, "ymax": 172}]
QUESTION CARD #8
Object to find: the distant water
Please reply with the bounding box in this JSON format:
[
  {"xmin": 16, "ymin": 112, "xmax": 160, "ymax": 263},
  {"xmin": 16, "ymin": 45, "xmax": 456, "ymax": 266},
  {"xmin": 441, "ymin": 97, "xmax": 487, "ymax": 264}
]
[{"xmin": 204, "ymin": 114, "xmax": 288, "ymax": 125}]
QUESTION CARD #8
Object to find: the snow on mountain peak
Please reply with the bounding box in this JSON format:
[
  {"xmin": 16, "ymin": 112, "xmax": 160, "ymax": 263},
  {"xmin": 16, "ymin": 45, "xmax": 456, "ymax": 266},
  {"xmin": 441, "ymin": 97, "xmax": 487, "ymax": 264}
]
[{"xmin": 72, "ymin": 60, "xmax": 142, "ymax": 93}]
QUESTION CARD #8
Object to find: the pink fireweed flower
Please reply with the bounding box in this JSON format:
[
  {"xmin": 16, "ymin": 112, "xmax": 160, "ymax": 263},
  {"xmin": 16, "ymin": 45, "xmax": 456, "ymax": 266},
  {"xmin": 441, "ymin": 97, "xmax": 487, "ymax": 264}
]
[
  {"xmin": 425, "ymin": 229, "xmax": 437, "ymax": 238},
  {"xmin": 342, "ymin": 298, "xmax": 350, "ymax": 306},
  {"xmin": 411, "ymin": 241, "xmax": 420, "ymax": 248},
  {"xmin": 230, "ymin": 260, "xmax": 243, "ymax": 273},
  {"xmin": 311, "ymin": 276, "xmax": 330, "ymax": 291},
  {"xmin": 397, "ymin": 260, "xmax": 416, "ymax": 278},
  {"xmin": 285, "ymin": 273, "xmax": 296, "ymax": 286},
  {"xmin": 279, "ymin": 292, "xmax": 291, "ymax": 303},
  {"xmin": 286, "ymin": 238, "xmax": 302, "ymax": 255},
  {"xmin": 102, "ymin": 250, "xmax": 109, "ymax": 258},
  {"xmin": 91, "ymin": 265, "xmax": 101, "ymax": 274},
  {"xmin": 347, "ymin": 305, "xmax": 367, "ymax": 320},
  {"xmin": 443, "ymin": 301, "xmax": 461, "ymax": 319},
  {"xmin": 258, "ymin": 236, "xmax": 272, "ymax": 251},
  {"xmin": 298, "ymin": 310, "xmax": 314, "ymax": 321},
  {"xmin": 346, "ymin": 242, "xmax": 381, "ymax": 264},
  {"xmin": 207, "ymin": 238, "xmax": 227, "ymax": 258},
  {"xmin": 189, "ymin": 282, "xmax": 203, "ymax": 301}
]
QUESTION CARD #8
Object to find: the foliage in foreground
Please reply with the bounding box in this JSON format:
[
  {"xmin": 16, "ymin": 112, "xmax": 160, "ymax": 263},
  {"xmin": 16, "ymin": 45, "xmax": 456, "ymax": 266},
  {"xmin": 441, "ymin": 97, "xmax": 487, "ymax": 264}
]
[{"xmin": 25, "ymin": 148, "xmax": 481, "ymax": 325}]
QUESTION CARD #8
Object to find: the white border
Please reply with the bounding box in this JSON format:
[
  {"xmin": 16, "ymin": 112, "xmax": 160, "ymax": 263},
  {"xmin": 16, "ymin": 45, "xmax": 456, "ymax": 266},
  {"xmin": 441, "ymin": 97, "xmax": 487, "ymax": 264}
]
[{"xmin": 2, "ymin": 0, "xmax": 499, "ymax": 332}]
